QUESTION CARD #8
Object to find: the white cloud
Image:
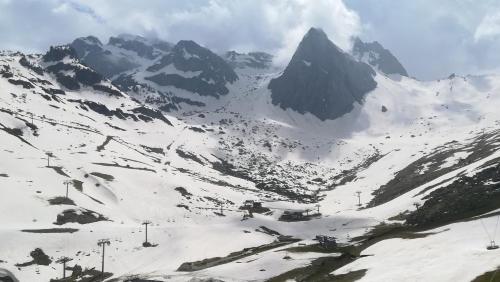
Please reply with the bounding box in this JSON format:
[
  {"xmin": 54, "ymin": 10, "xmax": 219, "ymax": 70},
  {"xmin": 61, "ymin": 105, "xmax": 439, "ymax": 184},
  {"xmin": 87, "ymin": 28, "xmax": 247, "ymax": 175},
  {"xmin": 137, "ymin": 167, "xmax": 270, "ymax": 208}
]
[
  {"xmin": 347, "ymin": 0, "xmax": 500, "ymax": 80},
  {"xmin": 68, "ymin": 0, "xmax": 361, "ymax": 65},
  {"xmin": 11, "ymin": 0, "xmax": 500, "ymax": 80},
  {"xmin": 0, "ymin": 0, "xmax": 361, "ymax": 66},
  {"xmin": 474, "ymin": 11, "xmax": 500, "ymax": 41},
  {"xmin": 272, "ymin": 0, "xmax": 361, "ymax": 65}
]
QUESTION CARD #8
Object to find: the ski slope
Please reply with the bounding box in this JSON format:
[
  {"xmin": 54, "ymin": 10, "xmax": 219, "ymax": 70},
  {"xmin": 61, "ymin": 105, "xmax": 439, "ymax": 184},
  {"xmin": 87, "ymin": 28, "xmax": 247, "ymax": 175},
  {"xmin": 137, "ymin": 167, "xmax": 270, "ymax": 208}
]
[{"xmin": 0, "ymin": 45, "xmax": 499, "ymax": 282}]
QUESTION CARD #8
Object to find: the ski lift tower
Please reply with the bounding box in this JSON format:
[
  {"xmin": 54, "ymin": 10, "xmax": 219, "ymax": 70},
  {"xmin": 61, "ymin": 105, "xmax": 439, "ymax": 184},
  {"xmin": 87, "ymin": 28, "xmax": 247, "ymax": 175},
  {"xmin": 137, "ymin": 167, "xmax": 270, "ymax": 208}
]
[
  {"xmin": 63, "ymin": 180, "xmax": 72, "ymax": 199},
  {"xmin": 45, "ymin": 151, "xmax": 53, "ymax": 167},
  {"xmin": 142, "ymin": 220, "xmax": 152, "ymax": 246},
  {"xmin": 56, "ymin": 256, "xmax": 72, "ymax": 279},
  {"xmin": 97, "ymin": 239, "xmax": 111, "ymax": 278},
  {"xmin": 481, "ymin": 216, "xmax": 500, "ymax": 251},
  {"xmin": 355, "ymin": 191, "xmax": 362, "ymax": 207},
  {"xmin": 487, "ymin": 240, "xmax": 499, "ymax": 250}
]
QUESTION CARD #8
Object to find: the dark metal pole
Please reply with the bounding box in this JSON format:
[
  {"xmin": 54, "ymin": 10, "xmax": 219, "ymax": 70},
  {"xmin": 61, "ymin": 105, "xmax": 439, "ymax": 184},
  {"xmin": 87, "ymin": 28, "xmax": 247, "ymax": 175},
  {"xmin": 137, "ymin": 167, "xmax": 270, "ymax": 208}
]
[
  {"xmin": 57, "ymin": 257, "xmax": 72, "ymax": 280},
  {"xmin": 101, "ymin": 243, "xmax": 105, "ymax": 278},
  {"xmin": 142, "ymin": 221, "xmax": 151, "ymax": 244},
  {"xmin": 356, "ymin": 191, "xmax": 362, "ymax": 206},
  {"xmin": 97, "ymin": 239, "xmax": 110, "ymax": 279}
]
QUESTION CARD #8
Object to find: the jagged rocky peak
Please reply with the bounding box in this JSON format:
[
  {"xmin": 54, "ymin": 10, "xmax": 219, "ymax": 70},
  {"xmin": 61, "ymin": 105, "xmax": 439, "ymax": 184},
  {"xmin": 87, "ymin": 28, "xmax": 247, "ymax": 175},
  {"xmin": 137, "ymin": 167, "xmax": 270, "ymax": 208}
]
[
  {"xmin": 42, "ymin": 45, "xmax": 78, "ymax": 62},
  {"xmin": 41, "ymin": 45, "xmax": 123, "ymax": 96},
  {"xmin": 69, "ymin": 34, "xmax": 173, "ymax": 78},
  {"xmin": 144, "ymin": 40, "xmax": 238, "ymax": 98},
  {"xmin": 352, "ymin": 38, "xmax": 408, "ymax": 77},
  {"xmin": 224, "ymin": 51, "xmax": 273, "ymax": 69},
  {"xmin": 70, "ymin": 35, "xmax": 138, "ymax": 78},
  {"xmin": 71, "ymin": 36, "xmax": 104, "ymax": 57},
  {"xmin": 108, "ymin": 34, "xmax": 173, "ymax": 59},
  {"xmin": 268, "ymin": 27, "xmax": 377, "ymax": 121}
]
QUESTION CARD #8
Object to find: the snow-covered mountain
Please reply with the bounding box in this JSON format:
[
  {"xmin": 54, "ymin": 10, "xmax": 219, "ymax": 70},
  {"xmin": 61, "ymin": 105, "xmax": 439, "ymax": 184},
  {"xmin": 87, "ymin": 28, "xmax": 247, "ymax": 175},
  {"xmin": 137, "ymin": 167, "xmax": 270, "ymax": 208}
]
[
  {"xmin": 352, "ymin": 37, "xmax": 409, "ymax": 77},
  {"xmin": 0, "ymin": 27, "xmax": 499, "ymax": 282},
  {"xmin": 269, "ymin": 28, "xmax": 377, "ymax": 121}
]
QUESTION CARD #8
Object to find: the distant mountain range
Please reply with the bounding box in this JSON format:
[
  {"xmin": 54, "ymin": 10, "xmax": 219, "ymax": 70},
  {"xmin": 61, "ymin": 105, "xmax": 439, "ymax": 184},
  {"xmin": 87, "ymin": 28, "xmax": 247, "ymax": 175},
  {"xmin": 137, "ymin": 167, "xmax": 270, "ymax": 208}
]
[{"xmin": 68, "ymin": 28, "xmax": 408, "ymax": 121}]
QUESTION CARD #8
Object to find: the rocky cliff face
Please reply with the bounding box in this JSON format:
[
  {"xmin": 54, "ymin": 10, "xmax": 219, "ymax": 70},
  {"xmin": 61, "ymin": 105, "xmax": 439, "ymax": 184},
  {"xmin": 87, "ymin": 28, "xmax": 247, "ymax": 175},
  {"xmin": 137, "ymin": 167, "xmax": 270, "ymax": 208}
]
[
  {"xmin": 352, "ymin": 38, "xmax": 408, "ymax": 77},
  {"xmin": 268, "ymin": 28, "xmax": 377, "ymax": 121},
  {"xmin": 145, "ymin": 40, "xmax": 238, "ymax": 98},
  {"xmin": 71, "ymin": 35, "xmax": 238, "ymax": 99},
  {"xmin": 42, "ymin": 45, "xmax": 122, "ymax": 96},
  {"xmin": 71, "ymin": 36, "xmax": 139, "ymax": 78},
  {"xmin": 224, "ymin": 51, "xmax": 273, "ymax": 69}
]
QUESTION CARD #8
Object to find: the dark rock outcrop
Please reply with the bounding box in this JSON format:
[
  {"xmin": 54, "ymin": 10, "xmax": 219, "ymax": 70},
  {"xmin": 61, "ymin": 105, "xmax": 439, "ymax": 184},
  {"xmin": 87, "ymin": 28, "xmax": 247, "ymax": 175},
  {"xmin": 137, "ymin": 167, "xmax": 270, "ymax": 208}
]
[
  {"xmin": 224, "ymin": 51, "xmax": 273, "ymax": 69},
  {"xmin": 43, "ymin": 46, "xmax": 78, "ymax": 62},
  {"xmin": 54, "ymin": 208, "xmax": 108, "ymax": 225},
  {"xmin": 352, "ymin": 38, "xmax": 408, "ymax": 77},
  {"xmin": 15, "ymin": 248, "xmax": 52, "ymax": 267},
  {"xmin": 108, "ymin": 34, "xmax": 172, "ymax": 59},
  {"xmin": 146, "ymin": 40, "xmax": 238, "ymax": 98},
  {"xmin": 43, "ymin": 45, "xmax": 125, "ymax": 97},
  {"xmin": 269, "ymin": 28, "xmax": 377, "ymax": 121},
  {"xmin": 71, "ymin": 36, "xmax": 138, "ymax": 78}
]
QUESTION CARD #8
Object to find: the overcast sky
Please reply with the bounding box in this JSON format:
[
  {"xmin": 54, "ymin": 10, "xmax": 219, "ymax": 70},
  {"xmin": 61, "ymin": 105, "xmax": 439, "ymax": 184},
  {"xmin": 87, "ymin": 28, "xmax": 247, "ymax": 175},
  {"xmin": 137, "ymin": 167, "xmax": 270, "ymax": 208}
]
[{"xmin": 1, "ymin": 0, "xmax": 500, "ymax": 80}]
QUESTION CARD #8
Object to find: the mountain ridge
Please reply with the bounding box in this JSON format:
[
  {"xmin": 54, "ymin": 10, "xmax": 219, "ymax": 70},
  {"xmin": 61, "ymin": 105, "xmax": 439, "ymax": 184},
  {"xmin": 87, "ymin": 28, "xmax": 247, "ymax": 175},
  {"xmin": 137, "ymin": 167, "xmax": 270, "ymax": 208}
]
[
  {"xmin": 0, "ymin": 27, "xmax": 499, "ymax": 282},
  {"xmin": 268, "ymin": 27, "xmax": 377, "ymax": 121}
]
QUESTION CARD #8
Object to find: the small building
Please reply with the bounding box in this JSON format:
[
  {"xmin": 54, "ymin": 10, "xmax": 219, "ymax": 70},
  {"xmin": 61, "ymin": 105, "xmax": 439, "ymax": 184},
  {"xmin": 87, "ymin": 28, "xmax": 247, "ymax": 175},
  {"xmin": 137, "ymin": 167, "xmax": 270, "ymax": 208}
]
[
  {"xmin": 279, "ymin": 210, "xmax": 306, "ymax": 221},
  {"xmin": 243, "ymin": 200, "xmax": 255, "ymax": 208},
  {"xmin": 240, "ymin": 200, "xmax": 269, "ymax": 214},
  {"xmin": 253, "ymin": 202, "xmax": 263, "ymax": 209},
  {"xmin": 316, "ymin": 235, "xmax": 337, "ymax": 248}
]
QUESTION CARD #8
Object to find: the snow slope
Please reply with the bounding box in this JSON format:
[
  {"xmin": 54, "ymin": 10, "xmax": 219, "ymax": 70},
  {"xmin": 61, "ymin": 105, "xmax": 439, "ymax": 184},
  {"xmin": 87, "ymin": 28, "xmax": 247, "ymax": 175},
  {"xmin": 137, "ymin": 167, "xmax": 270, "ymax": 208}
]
[{"xmin": 0, "ymin": 40, "xmax": 499, "ymax": 282}]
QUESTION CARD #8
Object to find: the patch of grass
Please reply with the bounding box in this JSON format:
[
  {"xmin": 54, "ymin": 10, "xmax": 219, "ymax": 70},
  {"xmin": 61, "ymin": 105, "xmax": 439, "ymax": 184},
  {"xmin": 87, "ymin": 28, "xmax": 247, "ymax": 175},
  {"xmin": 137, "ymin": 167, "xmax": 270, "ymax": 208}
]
[
  {"xmin": 21, "ymin": 228, "xmax": 78, "ymax": 234},
  {"xmin": 72, "ymin": 180, "xmax": 83, "ymax": 192},
  {"xmin": 177, "ymin": 240, "xmax": 298, "ymax": 272},
  {"xmin": 330, "ymin": 269, "xmax": 367, "ymax": 282},
  {"xmin": 48, "ymin": 197, "xmax": 75, "ymax": 206},
  {"xmin": 54, "ymin": 209, "xmax": 108, "ymax": 225},
  {"xmin": 387, "ymin": 210, "xmax": 410, "ymax": 221},
  {"xmin": 268, "ymin": 253, "xmax": 357, "ymax": 282},
  {"xmin": 285, "ymin": 243, "xmax": 356, "ymax": 255},
  {"xmin": 96, "ymin": 136, "xmax": 113, "ymax": 152},
  {"xmin": 406, "ymin": 163, "xmax": 500, "ymax": 229},
  {"xmin": 92, "ymin": 162, "xmax": 155, "ymax": 172},
  {"xmin": 90, "ymin": 172, "xmax": 114, "ymax": 181},
  {"xmin": 471, "ymin": 267, "xmax": 500, "ymax": 282},
  {"xmin": 48, "ymin": 166, "xmax": 70, "ymax": 177},
  {"xmin": 50, "ymin": 266, "xmax": 112, "ymax": 282},
  {"xmin": 269, "ymin": 223, "xmax": 436, "ymax": 281},
  {"xmin": 174, "ymin": 187, "xmax": 192, "ymax": 199}
]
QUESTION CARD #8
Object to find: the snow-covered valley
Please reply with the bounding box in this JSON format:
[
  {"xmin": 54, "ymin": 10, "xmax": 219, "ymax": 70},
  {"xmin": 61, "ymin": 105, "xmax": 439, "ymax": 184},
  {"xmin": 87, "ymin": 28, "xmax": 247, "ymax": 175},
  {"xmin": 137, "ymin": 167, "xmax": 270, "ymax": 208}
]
[{"xmin": 0, "ymin": 29, "xmax": 499, "ymax": 282}]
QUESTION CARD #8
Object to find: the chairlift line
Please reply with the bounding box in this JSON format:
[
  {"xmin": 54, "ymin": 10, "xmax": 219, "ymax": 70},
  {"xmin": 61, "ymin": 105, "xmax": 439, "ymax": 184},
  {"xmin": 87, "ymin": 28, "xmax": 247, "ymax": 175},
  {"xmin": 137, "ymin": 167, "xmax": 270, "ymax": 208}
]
[{"xmin": 480, "ymin": 216, "xmax": 500, "ymax": 250}]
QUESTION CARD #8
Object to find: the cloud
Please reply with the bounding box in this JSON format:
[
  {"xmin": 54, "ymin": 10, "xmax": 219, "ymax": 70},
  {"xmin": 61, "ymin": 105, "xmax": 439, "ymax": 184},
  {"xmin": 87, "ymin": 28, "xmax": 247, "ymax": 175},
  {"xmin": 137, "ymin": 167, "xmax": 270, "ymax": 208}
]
[
  {"xmin": 270, "ymin": 0, "xmax": 361, "ymax": 65},
  {"xmin": 68, "ymin": 0, "xmax": 361, "ymax": 65},
  {"xmin": 2, "ymin": 0, "xmax": 500, "ymax": 79},
  {"xmin": 474, "ymin": 11, "xmax": 500, "ymax": 41},
  {"xmin": 346, "ymin": 0, "xmax": 500, "ymax": 80},
  {"xmin": 0, "ymin": 0, "xmax": 109, "ymax": 52},
  {"xmin": 0, "ymin": 0, "xmax": 361, "ymax": 66}
]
